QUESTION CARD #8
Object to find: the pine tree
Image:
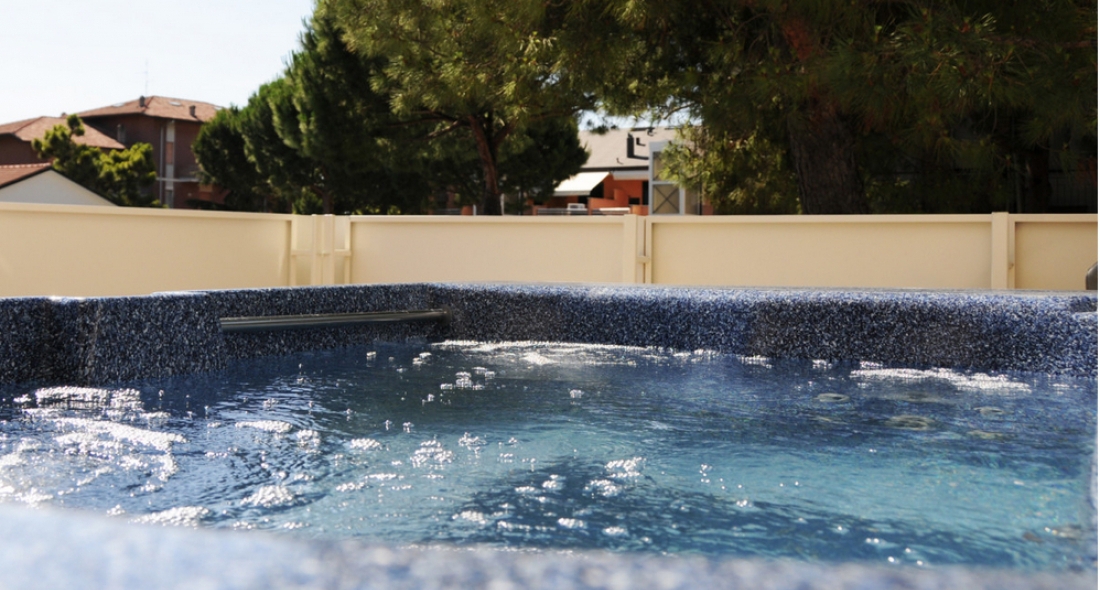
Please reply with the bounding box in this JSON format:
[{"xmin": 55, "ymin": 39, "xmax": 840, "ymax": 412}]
[
  {"xmin": 321, "ymin": 0, "xmax": 595, "ymax": 214},
  {"xmin": 196, "ymin": 12, "xmax": 588, "ymax": 215},
  {"xmin": 32, "ymin": 115, "xmax": 159, "ymax": 207}
]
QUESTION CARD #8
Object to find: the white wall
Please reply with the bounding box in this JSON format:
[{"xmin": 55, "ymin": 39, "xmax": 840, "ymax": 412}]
[{"xmin": 0, "ymin": 171, "xmax": 116, "ymax": 207}]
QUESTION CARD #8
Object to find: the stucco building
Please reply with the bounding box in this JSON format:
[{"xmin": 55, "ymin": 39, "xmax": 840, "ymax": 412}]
[
  {"xmin": 549, "ymin": 127, "xmax": 710, "ymax": 215},
  {"xmin": 0, "ymin": 164, "xmax": 116, "ymax": 206}
]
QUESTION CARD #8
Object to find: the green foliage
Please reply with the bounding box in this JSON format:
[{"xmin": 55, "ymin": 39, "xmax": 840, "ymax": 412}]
[
  {"xmin": 661, "ymin": 127, "xmax": 800, "ymax": 215},
  {"xmin": 570, "ymin": 0, "xmax": 1096, "ymax": 214},
  {"xmin": 498, "ymin": 117, "xmax": 590, "ymax": 201},
  {"xmin": 321, "ymin": 0, "xmax": 593, "ymax": 214},
  {"xmin": 240, "ymin": 79, "xmax": 328, "ymax": 213},
  {"xmin": 196, "ymin": 47, "xmax": 417, "ymax": 215},
  {"xmin": 193, "ymin": 107, "xmax": 285, "ymax": 212},
  {"xmin": 195, "ymin": 11, "xmax": 587, "ymax": 215},
  {"xmin": 278, "ymin": 15, "xmax": 436, "ymax": 214},
  {"xmin": 32, "ymin": 115, "xmax": 159, "ymax": 207}
]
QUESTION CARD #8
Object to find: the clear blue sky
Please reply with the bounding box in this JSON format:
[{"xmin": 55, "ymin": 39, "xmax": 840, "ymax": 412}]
[{"xmin": 0, "ymin": 0, "xmax": 316, "ymax": 123}]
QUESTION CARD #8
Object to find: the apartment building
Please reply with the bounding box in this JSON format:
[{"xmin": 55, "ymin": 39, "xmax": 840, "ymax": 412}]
[{"xmin": 77, "ymin": 96, "xmax": 222, "ymax": 208}]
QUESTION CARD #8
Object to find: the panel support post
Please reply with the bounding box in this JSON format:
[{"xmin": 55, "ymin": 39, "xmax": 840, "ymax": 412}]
[
  {"xmin": 621, "ymin": 215, "xmax": 647, "ymax": 284},
  {"xmin": 990, "ymin": 212, "xmax": 1014, "ymax": 289}
]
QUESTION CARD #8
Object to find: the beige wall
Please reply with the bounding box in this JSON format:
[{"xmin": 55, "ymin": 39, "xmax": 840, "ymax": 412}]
[
  {"xmin": 647, "ymin": 216, "xmax": 995, "ymax": 289},
  {"xmin": 347, "ymin": 216, "xmax": 635, "ymax": 284},
  {"xmin": 1013, "ymin": 215, "xmax": 1099, "ymax": 290},
  {"xmin": 0, "ymin": 203, "xmax": 293, "ymax": 297},
  {"xmin": 0, "ymin": 203, "xmax": 1094, "ymax": 297}
]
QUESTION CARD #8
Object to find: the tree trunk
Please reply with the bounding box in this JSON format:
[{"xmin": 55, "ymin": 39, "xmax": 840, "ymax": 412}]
[
  {"xmin": 786, "ymin": 99, "xmax": 869, "ymax": 214},
  {"xmin": 469, "ymin": 115, "xmax": 503, "ymax": 215},
  {"xmin": 311, "ymin": 185, "xmax": 333, "ymax": 215},
  {"xmin": 1023, "ymin": 145, "xmax": 1051, "ymax": 213}
]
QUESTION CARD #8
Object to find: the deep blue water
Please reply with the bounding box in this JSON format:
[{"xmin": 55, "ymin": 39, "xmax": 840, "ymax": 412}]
[{"xmin": 0, "ymin": 342, "xmax": 1094, "ymax": 570}]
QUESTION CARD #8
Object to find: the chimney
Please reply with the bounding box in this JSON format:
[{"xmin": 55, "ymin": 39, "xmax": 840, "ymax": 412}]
[
  {"xmin": 139, "ymin": 96, "xmax": 146, "ymax": 108},
  {"xmin": 189, "ymin": 105, "xmax": 196, "ymax": 118}
]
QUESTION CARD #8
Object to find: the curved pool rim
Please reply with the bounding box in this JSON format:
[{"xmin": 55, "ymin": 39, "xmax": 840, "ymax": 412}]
[{"xmin": 0, "ymin": 283, "xmax": 1094, "ymax": 590}]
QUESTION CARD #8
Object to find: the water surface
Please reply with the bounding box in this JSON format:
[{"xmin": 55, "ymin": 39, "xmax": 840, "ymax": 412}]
[{"xmin": 0, "ymin": 342, "xmax": 1094, "ymax": 570}]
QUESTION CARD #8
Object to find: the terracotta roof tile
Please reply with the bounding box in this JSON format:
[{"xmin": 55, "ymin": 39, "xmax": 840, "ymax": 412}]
[
  {"xmin": 0, "ymin": 163, "xmax": 51, "ymax": 188},
  {"xmin": 0, "ymin": 117, "xmax": 125, "ymax": 150},
  {"xmin": 76, "ymin": 96, "xmax": 222, "ymax": 123}
]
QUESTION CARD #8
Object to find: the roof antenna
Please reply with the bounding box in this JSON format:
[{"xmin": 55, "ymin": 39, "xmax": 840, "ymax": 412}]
[{"xmin": 143, "ymin": 60, "xmax": 149, "ymax": 96}]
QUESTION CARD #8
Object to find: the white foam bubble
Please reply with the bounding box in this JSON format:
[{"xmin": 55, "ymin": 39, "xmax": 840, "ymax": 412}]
[
  {"xmin": 34, "ymin": 386, "xmax": 142, "ymax": 412},
  {"xmin": 0, "ymin": 454, "xmax": 23, "ymax": 468},
  {"xmin": 606, "ymin": 457, "xmax": 645, "ymax": 479},
  {"xmin": 410, "ymin": 440, "xmax": 454, "ymax": 467},
  {"xmin": 53, "ymin": 418, "xmax": 186, "ymax": 452},
  {"xmin": 157, "ymin": 453, "xmax": 179, "ymax": 481},
  {"xmin": 349, "ymin": 438, "xmax": 383, "ymax": 451},
  {"xmin": 541, "ymin": 475, "xmax": 564, "ymax": 491},
  {"xmin": 458, "ymin": 433, "xmax": 485, "ymax": 450},
  {"xmin": 557, "ymin": 517, "xmax": 586, "ymax": 529},
  {"xmin": 738, "ymin": 356, "xmax": 773, "ymax": 369},
  {"xmin": 16, "ymin": 491, "xmax": 53, "ymax": 505},
  {"xmin": 118, "ymin": 455, "xmax": 146, "ymax": 470},
  {"xmin": 241, "ymin": 485, "xmax": 295, "ymax": 508},
  {"xmin": 236, "ymin": 420, "xmax": 293, "ymax": 434},
  {"xmin": 521, "ymin": 352, "xmax": 554, "ymax": 366},
  {"xmin": 455, "ymin": 510, "xmax": 490, "ymax": 525},
  {"xmin": 431, "ymin": 341, "xmax": 657, "ymax": 368},
  {"xmin": 295, "ymin": 430, "xmax": 321, "ymax": 448},
  {"xmin": 54, "ymin": 432, "xmax": 124, "ymax": 455},
  {"xmin": 585, "ymin": 479, "xmax": 622, "ymax": 497},
  {"xmin": 850, "ymin": 368, "xmax": 1031, "ymax": 392},
  {"xmin": 133, "ymin": 506, "xmax": 210, "ymax": 527}
]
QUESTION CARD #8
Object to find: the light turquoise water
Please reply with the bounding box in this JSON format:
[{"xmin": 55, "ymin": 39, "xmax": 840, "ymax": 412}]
[{"xmin": 0, "ymin": 342, "xmax": 1094, "ymax": 569}]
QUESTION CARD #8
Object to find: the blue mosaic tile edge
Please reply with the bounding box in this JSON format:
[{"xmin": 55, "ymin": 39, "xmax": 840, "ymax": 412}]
[
  {"xmin": 427, "ymin": 284, "xmax": 1098, "ymax": 375},
  {"xmin": 0, "ymin": 283, "xmax": 1095, "ymax": 386}
]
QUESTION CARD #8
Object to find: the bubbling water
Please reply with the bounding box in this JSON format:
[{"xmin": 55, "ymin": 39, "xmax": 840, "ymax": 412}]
[{"xmin": 0, "ymin": 342, "xmax": 1094, "ymax": 572}]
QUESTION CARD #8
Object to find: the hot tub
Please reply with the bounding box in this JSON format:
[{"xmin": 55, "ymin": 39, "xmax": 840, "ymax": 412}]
[{"xmin": 0, "ymin": 284, "xmax": 1094, "ymax": 589}]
